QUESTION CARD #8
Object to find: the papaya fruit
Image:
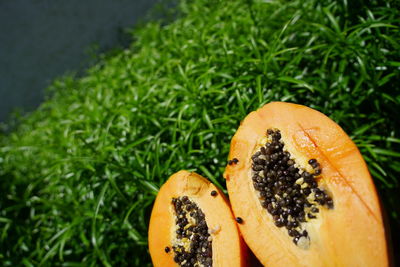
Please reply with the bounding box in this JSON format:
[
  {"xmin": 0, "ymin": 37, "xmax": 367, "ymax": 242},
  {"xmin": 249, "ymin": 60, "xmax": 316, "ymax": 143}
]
[
  {"xmin": 148, "ymin": 170, "xmax": 248, "ymax": 267},
  {"xmin": 224, "ymin": 102, "xmax": 389, "ymax": 267}
]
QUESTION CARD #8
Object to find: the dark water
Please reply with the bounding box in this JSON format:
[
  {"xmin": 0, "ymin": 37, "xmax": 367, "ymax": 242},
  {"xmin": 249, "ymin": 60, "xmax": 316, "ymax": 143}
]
[{"xmin": 0, "ymin": 0, "xmax": 160, "ymax": 122}]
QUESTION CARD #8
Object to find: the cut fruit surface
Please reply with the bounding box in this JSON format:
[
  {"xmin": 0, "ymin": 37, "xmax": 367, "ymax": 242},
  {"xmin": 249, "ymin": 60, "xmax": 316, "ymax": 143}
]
[
  {"xmin": 148, "ymin": 170, "xmax": 248, "ymax": 267},
  {"xmin": 224, "ymin": 102, "xmax": 389, "ymax": 267}
]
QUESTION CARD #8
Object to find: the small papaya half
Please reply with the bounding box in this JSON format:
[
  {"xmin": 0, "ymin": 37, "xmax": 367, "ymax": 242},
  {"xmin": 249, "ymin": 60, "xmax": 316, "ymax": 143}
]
[
  {"xmin": 224, "ymin": 102, "xmax": 389, "ymax": 267},
  {"xmin": 148, "ymin": 170, "xmax": 248, "ymax": 267}
]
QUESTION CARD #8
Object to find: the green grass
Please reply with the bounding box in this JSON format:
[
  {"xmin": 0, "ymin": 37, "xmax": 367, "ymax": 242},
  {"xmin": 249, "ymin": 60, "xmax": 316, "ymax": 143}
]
[{"xmin": 1, "ymin": 0, "xmax": 399, "ymax": 265}]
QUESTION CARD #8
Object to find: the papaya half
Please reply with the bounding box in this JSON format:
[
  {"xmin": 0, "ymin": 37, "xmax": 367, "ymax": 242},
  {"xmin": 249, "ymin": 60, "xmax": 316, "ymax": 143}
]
[
  {"xmin": 224, "ymin": 102, "xmax": 389, "ymax": 267},
  {"xmin": 148, "ymin": 170, "xmax": 248, "ymax": 267}
]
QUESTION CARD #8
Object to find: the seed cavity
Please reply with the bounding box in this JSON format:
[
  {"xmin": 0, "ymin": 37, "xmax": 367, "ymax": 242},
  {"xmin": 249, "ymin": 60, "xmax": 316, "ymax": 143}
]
[
  {"xmin": 171, "ymin": 196, "xmax": 212, "ymax": 267},
  {"xmin": 251, "ymin": 129, "xmax": 334, "ymax": 247}
]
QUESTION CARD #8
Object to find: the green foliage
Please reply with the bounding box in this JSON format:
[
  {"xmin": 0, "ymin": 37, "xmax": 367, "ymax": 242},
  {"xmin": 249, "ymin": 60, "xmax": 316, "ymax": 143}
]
[{"xmin": 1, "ymin": 0, "xmax": 399, "ymax": 265}]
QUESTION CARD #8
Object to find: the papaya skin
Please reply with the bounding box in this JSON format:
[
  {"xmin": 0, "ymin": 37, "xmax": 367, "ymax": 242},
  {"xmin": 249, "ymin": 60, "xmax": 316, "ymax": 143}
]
[
  {"xmin": 224, "ymin": 102, "xmax": 389, "ymax": 267},
  {"xmin": 148, "ymin": 170, "xmax": 248, "ymax": 267}
]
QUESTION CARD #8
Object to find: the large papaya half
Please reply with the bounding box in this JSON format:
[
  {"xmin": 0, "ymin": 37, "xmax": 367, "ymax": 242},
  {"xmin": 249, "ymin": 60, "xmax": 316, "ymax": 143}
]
[
  {"xmin": 224, "ymin": 102, "xmax": 389, "ymax": 267},
  {"xmin": 148, "ymin": 170, "xmax": 248, "ymax": 267}
]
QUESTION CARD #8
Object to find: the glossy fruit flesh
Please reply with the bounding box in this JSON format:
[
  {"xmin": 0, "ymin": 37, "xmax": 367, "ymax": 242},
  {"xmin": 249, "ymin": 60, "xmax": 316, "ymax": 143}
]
[
  {"xmin": 149, "ymin": 171, "xmax": 248, "ymax": 267},
  {"xmin": 224, "ymin": 102, "xmax": 389, "ymax": 267}
]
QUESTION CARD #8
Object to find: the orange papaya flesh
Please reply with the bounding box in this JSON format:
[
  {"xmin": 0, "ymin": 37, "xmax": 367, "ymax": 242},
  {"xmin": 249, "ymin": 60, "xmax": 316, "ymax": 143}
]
[
  {"xmin": 224, "ymin": 102, "xmax": 389, "ymax": 267},
  {"xmin": 148, "ymin": 170, "xmax": 248, "ymax": 267}
]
